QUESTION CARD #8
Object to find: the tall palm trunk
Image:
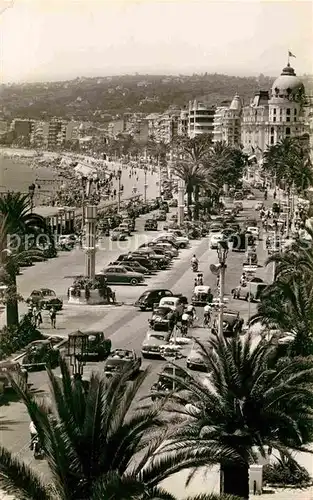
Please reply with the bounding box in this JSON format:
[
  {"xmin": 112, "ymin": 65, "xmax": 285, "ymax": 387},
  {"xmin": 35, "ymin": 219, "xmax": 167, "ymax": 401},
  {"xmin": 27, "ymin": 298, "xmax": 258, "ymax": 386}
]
[
  {"xmin": 194, "ymin": 185, "xmax": 200, "ymax": 220},
  {"xmin": 6, "ymin": 271, "xmax": 19, "ymax": 327},
  {"xmin": 187, "ymin": 184, "xmax": 193, "ymax": 219},
  {"xmin": 220, "ymin": 463, "xmax": 249, "ymax": 499}
]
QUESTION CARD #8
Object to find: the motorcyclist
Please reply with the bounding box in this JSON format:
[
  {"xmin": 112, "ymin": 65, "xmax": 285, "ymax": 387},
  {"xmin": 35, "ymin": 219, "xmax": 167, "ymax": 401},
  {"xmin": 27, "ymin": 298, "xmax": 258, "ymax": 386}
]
[{"xmin": 191, "ymin": 255, "xmax": 199, "ymax": 271}]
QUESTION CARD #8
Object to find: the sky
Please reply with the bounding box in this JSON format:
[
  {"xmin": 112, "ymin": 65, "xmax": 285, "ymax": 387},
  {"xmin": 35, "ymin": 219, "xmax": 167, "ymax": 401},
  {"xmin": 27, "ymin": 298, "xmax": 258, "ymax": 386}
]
[{"xmin": 0, "ymin": 0, "xmax": 312, "ymax": 83}]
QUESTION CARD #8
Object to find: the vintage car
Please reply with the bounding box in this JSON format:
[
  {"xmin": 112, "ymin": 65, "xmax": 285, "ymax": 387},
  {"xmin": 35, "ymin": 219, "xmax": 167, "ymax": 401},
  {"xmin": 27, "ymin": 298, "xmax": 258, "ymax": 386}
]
[
  {"xmin": 111, "ymin": 230, "xmax": 127, "ymax": 241},
  {"xmin": 135, "ymin": 289, "xmax": 173, "ymax": 311},
  {"xmin": 26, "ymin": 288, "xmax": 63, "ymax": 310},
  {"xmin": 141, "ymin": 331, "xmax": 172, "ymax": 358},
  {"xmin": 21, "ymin": 339, "xmax": 60, "ymax": 371},
  {"xmin": 150, "ymin": 364, "xmax": 188, "ymax": 401},
  {"xmin": 212, "ymin": 310, "xmax": 244, "ymax": 337},
  {"xmin": 99, "ymin": 266, "xmax": 144, "ymax": 285},
  {"xmin": 155, "ymin": 210, "xmax": 167, "ymax": 221},
  {"xmin": 186, "ymin": 340, "xmax": 211, "ymax": 371},
  {"xmin": 104, "ymin": 349, "xmax": 141, "ymax": 378},
  {"xmin": 158, "ymin": 296, "xmax": 185, "ymax": 318},
  {"xmin": 148, "ymin": 306, "xmax": 175, "ymax": 332},
  {"xmin": 144, "ymin": 219, "xmax": 158, "ymax": 231},
  {"xmin": 232, "ymin": 279, "xmax": 268, "ymax": 302},
  {"xmin": 70, "ymin": 331, "xmax": 112, "ymax": 362},
  {"xmin": 191, "ymin": 286, "xmax": 213, "ymax": 307},
  {"xmin": 0, "ymin": 361, "xmax": 28, "ymax": 391}
]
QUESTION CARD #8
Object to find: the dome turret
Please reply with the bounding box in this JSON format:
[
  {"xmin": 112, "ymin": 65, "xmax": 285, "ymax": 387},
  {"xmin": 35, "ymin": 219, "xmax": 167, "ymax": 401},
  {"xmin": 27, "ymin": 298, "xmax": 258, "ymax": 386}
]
[
  {"xmin": 229, "ymin": 93, "xmax": 242, "ymax": 112},
  {"xmin": 271, "ymin": 63, "xmax": 304, "ymax": 100}
]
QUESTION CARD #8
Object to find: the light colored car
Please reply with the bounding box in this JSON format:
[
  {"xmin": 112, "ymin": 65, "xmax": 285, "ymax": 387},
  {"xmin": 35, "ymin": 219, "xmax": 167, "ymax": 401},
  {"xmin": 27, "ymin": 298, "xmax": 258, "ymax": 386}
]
[
  {"xmin": 247, "ymin": 193, "xmax": 256, "ymax": 200},
  {"xmin": 158, "ymin": 296, "xmax": 185, "ymax": 316},
  {"xmin": 187, "ymin": 341, "xmax": 211, "ymax": 371},
  {"xmin": 141, "ymin": 331, "xmax": 172, "ymax": 358},
  {"xmin": 156, "ymin": 233, "xmax": 189, "ymax": 249},
  {"xmin": 247, "ymin": 226, "xmax": 260, "ymax": 239},
  {"xmin": 118, "ymin": 223, "xmax": 131, "ymax": 235},
  {"xmin": 210, "ymin": 232, "xmax": 224, "ymax": 249}
]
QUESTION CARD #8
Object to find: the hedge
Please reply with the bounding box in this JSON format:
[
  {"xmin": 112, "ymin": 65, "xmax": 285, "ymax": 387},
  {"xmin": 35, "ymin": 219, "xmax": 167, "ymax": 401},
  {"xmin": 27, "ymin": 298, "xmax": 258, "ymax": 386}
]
[{"xmin": 0, "ymin": 315, "xmax": 43, "ymax": 360}]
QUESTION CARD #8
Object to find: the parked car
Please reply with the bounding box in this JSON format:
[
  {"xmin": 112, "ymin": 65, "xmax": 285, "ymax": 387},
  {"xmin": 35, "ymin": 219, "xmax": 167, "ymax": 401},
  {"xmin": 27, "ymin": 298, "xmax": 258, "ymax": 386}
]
[
  {"xmin": 210, "ymin": 233, "xmax": 224, "ymax": 249},
  {"xmin": 104, "ymin": 349, "xmax": 141, "ymax": 378},
  {"xmin": 233, "ymin": 201, "xmax": 243, "ymax": 211},
  {"xmin": 158, "ymin": 296, "xmax": 185, "ymax": 318},
  {"xmin": 117, "ymin": 223, "xmax": 131, "ymax": 235},
  {"xmin": 156, "ymin": 210, "xmax": 167, "ymax": 221},
  {"xmin": 115, "ymin": 260, "xmax": 151, "ymax": 275},
  {"xmin": 212, "ymin": 310, "xmax": 244, "ymax": 337},
  {"xmin": 135, "ymin": 289, "xmax": 173, "ymax": 311},
  {"xmin": 156, "ymin": 233, "xmax": 189, "ymax": 249},
  {"xmin": 126, "ymin": 254, "xmax": 158, "ymax": 271},
  {"xmin": 150, "ymin": 364, "xmax": 188, "ymax": 400},
  {"xmin": 141, "ymin": 331, "xmax": 172, "ymax": 358},
  {"xmin": 232, "ymin": 280, "xmax": 267, "ymax": 302},
  {"xmin": 186, "ymin": 341, "xmax": 211, "ymax": 371},
  {"xmin": 246, "ymin": 226, "xmax": 260, "ymax": 239},
  {"xmin": 255, "ymin": 201, "xmax": 264, "ymax": 211},
  {"xmin": 149, "ymin": 306, "xmax": 175, "ymax": 331},
  {"xmin": 111, "ymin": 230, "xmax": 127, "ymax": 241},
  {"xmin": 21, "ymin": 340, "xmax": 60, "ymax": 371},
  {"xmin": 141, "ymin": 241, "xmax": 179, "ymax": 257},
  {"xmin": 99, "ymin": 266, "xmax": 144, "ymax": 285},
  {"xmin": 0, "ymin": 361, "xmax": 28, "ymax": 391},
  {"xmin": 72, "ymin": 331, "xmax": 111, "ymax": 362},
  {"xmin": 26, "ymin": 288, "xmax": 63, "ymax": 310},
  {"xmin": 131, "ymin": 250, "xmax": 168, "ymax": 269},
  {"xmin": 124, "ymin": 218, "xmax": 135, "ymax": 232},
  {"xmin": 144, "ymin": 219, "xmax": 158, "ymax": 231},
  {"xmin": 247, "ymin": 193, "xmax": 256, "ymax": 200}
]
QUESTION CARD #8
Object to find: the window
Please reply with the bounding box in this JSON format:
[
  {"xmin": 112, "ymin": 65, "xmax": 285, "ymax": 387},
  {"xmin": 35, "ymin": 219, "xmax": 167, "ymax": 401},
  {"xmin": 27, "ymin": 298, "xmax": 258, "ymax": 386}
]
[
  {"xmin": 273, "ymin": 117, "xmax": 276, "ymax": 122},
  {"xmin": 270, "ymin": 127, "xmax": 274, "ymax": 134},
  {"xmin": 273, "ymin": 108, "xmax": 276, "ymax": 115},
  {"xmin": 294, "ymin": 109, "xmax": 297, "ymax": 114},
  {"xmin": 280, "ymin": 108, "xmax": 283, "ymax": 115},
  {"xmin": 287, "ymin": 117, "xmax": 290, "ymax": 122},
  {"xmin": 286, "ymin": 108, "xmax": 291, "ymax": 115},
  {"xmin": 270, "ymin": 136, "xmax": 274, "ymax": 144},
  {"xmin": 286, "ymin": 127, "xmax": 291, "ymax": 135}
]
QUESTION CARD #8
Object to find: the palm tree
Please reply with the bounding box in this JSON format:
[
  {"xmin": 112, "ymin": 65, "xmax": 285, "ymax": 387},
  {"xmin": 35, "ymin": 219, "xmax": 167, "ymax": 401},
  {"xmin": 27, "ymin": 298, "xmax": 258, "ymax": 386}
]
[
  {"xmin": 161, "ymin": 335, "xmax": 313, "ymax": 499},
  {"xmin": 262, "ymin": 137, "xmax": 312, "ymax": 192},
  {"xmin": 172, "ymin": 161, "xmax": 207, "ymax": 217},
  {"xmin": 249, "ymin": 278, "xmax": 313, "ymax": 357},
  {"xmin": 0, "ymin": 360, "xmax": 228, "ymax": 499},
  {"xmin": 0, "ymin": 193, "xmax": 49, "ymax": 326},
  {"xmin": 173, "ymin": 134, "xmax": 212, "ymax": 163},
  {"xmin": 203, "ymin": 142, "xmax": 246, "ymax": 191}
]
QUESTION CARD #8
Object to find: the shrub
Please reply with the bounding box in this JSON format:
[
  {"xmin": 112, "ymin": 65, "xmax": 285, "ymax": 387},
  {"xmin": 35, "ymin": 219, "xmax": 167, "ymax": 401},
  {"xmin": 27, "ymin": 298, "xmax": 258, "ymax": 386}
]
[
  {"xmin": 263, "ymin": 457, "xmax": 312, "ymax": 487},
  {"xmin": 0, "ymin": 315, "xmax": 43, "ymax": 360}
]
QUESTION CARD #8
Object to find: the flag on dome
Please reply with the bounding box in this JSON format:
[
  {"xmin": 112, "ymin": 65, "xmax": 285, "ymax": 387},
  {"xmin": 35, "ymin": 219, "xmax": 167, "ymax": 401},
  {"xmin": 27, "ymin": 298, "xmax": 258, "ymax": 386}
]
[{"xmin": 288, "ymin": 51, "xmax": 296, "ymax": 58}]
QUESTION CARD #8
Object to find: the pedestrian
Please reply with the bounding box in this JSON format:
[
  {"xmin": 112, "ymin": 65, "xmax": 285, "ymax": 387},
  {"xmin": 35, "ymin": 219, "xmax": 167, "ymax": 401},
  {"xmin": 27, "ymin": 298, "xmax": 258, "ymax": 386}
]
[{"xmin": 49, "ymin": 307, "xmax": 57, "ymax": 328}]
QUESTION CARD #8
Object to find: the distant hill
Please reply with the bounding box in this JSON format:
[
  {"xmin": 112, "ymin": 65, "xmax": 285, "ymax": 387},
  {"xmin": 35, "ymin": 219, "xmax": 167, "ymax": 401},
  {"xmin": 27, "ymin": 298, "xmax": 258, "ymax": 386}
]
[{"xmin": 0, "ymin": 73, "xmax": 312, "ymax": 123}]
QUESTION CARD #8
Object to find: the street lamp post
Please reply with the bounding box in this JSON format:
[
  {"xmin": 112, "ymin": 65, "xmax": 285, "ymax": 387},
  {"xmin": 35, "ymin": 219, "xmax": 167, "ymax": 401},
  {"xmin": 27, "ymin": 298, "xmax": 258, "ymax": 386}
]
[
  {"xmin": 84, "ymin": 205, "xmax": 97, "ymax": 280},
  {"xmin": 28, "ymin": 183, "xmax": 36, "ymax": 213},
  {"xmin": 81, "ymin": 176, "xmax": 88, "ymax": 232},
  {"xmin": 217, "ymin": 240, "xmax": 228, "ymax": 340},
  {"xmin": 117, "ymin": 168, "xmax": 122, "ymax": 213},
  {"xmin": 144, "ymin": 165, "xmax": 148, "ymax": 203},
  {"xmin": 67, "ymin": 330, "xmax": 88, "ymax": 378}
]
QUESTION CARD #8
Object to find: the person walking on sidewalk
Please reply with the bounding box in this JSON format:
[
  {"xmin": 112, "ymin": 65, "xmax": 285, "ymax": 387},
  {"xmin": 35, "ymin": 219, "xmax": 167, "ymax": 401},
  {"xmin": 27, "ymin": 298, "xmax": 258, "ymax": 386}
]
[{"xmin": 49, "ymin": 307, "xmax": 57, "ymax": 329}]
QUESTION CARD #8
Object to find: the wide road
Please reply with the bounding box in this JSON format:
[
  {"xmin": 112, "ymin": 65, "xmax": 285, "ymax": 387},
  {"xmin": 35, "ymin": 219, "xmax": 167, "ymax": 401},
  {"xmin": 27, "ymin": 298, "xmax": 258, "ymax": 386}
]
[{"xmin": 0, "ymin": 194, "xmax": 274, "ymax": 477}]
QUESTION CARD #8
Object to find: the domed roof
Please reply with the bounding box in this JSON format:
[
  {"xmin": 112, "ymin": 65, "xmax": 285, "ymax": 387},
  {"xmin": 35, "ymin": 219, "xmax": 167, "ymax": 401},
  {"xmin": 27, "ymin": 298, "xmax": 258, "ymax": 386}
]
[
  {"xmin": 271, "ymin": 63, "xmax": 304, "ymax": 99},
  {"xmin": 229, "ymin": 93, "xmax": 242, "ymax": 112}
]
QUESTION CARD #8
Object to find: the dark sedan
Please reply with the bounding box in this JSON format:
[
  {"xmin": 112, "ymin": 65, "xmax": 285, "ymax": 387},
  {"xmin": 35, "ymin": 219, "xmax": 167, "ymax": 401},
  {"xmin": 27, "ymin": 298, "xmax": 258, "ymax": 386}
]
[{"xmin": 149, "ymin": 306, "xmax": 176, "ymax": 331}]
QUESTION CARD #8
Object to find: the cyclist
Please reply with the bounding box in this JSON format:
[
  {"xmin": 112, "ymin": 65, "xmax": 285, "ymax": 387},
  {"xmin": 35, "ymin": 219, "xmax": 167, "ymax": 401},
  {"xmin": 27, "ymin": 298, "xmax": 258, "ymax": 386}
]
[
  {"xmin": 181, "ymin": 311, "xmax": 190, "ymax": 335},
  {"xmin": 203, "ymin": 303, "xmax": 211, "ymax": 326}
]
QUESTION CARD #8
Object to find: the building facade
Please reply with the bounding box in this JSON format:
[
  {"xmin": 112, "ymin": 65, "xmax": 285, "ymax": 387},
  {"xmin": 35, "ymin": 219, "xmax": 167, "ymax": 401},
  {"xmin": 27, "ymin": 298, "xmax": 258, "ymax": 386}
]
[
  {"xmin": 213, "ymin": 95, "xmax": 242, "ymax": 146},
  {"xmin": 187, "ymin": 100, "xmax": 215, "ymax": 138},
  {"xmin": 241, "ymin": 62, "xmax": 309, "ymax": 153}
]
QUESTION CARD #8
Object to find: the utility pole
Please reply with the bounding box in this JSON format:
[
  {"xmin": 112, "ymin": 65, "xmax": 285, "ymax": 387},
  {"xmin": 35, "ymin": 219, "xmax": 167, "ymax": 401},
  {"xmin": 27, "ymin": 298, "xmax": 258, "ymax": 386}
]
[
  {"xmin": 177, "ymin": 179, "xmax": 185, "ymax": 226},
  {"xmin": 217, "ymin": 241, "xmax": 228, "ymax": 340}
]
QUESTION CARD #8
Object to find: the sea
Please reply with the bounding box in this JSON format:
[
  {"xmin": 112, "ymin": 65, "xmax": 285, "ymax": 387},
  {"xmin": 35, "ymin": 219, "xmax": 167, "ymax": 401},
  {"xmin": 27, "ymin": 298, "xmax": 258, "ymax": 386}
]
[{"xmin": 0, "ymin": 152, "xmax": 58, "ymax": 204}]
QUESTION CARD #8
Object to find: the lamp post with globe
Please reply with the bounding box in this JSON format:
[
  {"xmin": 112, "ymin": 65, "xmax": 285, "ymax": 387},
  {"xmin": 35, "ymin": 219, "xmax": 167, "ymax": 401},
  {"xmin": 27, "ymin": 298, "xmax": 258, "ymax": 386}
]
[{"xmin": 217, "ymin": 240, "xmax": 229, "ymax": 339}]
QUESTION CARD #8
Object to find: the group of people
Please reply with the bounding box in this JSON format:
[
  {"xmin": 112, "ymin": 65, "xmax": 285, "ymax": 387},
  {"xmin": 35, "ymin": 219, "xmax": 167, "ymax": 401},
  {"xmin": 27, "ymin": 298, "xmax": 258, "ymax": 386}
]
[{"xmin": 27, "ymin": 304, "xmax": 57, "ymax": 329}]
